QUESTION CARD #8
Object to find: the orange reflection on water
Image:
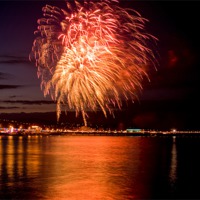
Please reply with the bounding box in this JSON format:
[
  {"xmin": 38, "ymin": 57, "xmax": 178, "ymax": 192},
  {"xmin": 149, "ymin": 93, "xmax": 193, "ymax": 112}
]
[
  {"xmin": 0, "ymin": 136, "xmax": 178, "ymax": 199},
  {"xmin": 0, "ymin": 136, "xmax": 41, "ymax": 187},
  {"xmin": 36, "ymin": 136, "xmax": 151, "ymax": 199}
]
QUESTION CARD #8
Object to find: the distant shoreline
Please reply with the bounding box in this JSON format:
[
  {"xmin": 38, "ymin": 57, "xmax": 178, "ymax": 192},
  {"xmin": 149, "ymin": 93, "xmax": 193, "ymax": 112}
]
[{"xmin": 1, "ymin": 131, "xmax": 200, "ymax": 137}]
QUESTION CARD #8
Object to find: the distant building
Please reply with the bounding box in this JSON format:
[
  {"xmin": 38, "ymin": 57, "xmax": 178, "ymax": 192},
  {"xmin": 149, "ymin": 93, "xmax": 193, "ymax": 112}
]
[
  {"xmin": 126, "ymin": 128, "xmax": 142, "ymax": 133},
  {"xmin": 27, "ymin": 125, "xmax": 42, "ymax": 133}
]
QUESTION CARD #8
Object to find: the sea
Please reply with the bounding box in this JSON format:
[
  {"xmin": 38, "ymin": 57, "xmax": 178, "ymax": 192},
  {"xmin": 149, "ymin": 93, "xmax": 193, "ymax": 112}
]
[{"xmin": 0, "ymin": 135, "xmax": 200, "ymax": 200}]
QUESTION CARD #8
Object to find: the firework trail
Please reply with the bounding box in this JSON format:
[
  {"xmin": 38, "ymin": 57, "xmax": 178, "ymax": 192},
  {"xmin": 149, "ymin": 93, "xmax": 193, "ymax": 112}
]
[{"xmin": 30, "ymin": 0, "xmax": 157, "ymax": 126}]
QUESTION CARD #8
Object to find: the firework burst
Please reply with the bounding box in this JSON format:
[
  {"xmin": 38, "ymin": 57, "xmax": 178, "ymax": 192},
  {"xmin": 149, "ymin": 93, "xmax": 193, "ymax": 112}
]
[{"xmin": 30, "ymin": 0, "xmax": 157, "ymax": 126}]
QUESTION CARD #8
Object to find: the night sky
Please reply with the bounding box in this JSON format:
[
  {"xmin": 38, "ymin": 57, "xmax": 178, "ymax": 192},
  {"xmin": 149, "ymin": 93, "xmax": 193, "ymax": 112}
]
[{"xmin": 0, "ymin": 0, "xmax": 200, "ymax": 130}]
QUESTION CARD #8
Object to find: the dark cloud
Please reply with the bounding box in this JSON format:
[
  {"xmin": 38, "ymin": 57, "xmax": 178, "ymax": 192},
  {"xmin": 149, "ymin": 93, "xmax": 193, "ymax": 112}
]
[
  {"xmin": 2, "ymin": 100, "xmax": 55, "ymax": 105},
  {"xmin": 0, "ymin": 106, "xmax": 19, "ymax": 110},
  {"xmin": 0, "ymin": 72, "xmax": 8, "ymax": 80},
  {"xmin": 0, "ymin": 55, "xmax": 30, "ymax": 64},
  {"xmin": 0, "ymin": 84, "xmax": 21, "ymax": 89},
  {"xmin": 9, "ymin": 95, "xmax": 21, "ymax": 99}
]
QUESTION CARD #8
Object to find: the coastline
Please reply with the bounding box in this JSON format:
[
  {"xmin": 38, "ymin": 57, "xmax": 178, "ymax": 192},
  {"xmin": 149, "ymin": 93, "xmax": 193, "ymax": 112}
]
[{"xmin": 1, "ymin": 131, "xmax": 200, "ymax": 137}]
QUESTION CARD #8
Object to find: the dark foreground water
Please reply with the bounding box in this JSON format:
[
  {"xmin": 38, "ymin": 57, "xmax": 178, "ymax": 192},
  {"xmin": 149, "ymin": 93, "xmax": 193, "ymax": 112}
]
[{"xmin": 1, "ymin": 135, "xmax": 200, "ymax": 200}]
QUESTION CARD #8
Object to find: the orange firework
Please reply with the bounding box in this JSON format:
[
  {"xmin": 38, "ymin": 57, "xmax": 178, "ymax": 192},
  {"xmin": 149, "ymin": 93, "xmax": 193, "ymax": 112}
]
[{"xmin": 30, "ymin": 0, "xmax": 157, "ymax": 126}]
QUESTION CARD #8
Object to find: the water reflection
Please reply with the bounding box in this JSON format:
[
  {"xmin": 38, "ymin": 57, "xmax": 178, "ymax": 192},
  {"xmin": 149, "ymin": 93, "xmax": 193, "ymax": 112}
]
[
  {"xmin": 0, "ymin": 136, "xmax": 43, "ymax": 199},
  {"xmin": 1, "ymin": 135, "xmax": 200, "ymax": 199},
  {"xmin": 169, "ymin": 136, "xmax": 177, "ymax": 185}
]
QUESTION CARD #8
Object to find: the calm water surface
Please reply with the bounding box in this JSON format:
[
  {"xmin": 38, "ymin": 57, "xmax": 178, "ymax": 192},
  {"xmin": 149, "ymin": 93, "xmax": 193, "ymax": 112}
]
[{"xmin": 1, "ymin": 135, "xmax": 200, "ymax": 199}]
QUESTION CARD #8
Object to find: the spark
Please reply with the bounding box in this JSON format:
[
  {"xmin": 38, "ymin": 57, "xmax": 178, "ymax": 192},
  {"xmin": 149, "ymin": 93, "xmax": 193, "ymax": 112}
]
[{"xmin": 30, "ymin": 0, "xmax": 157, "ymax": 126}]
